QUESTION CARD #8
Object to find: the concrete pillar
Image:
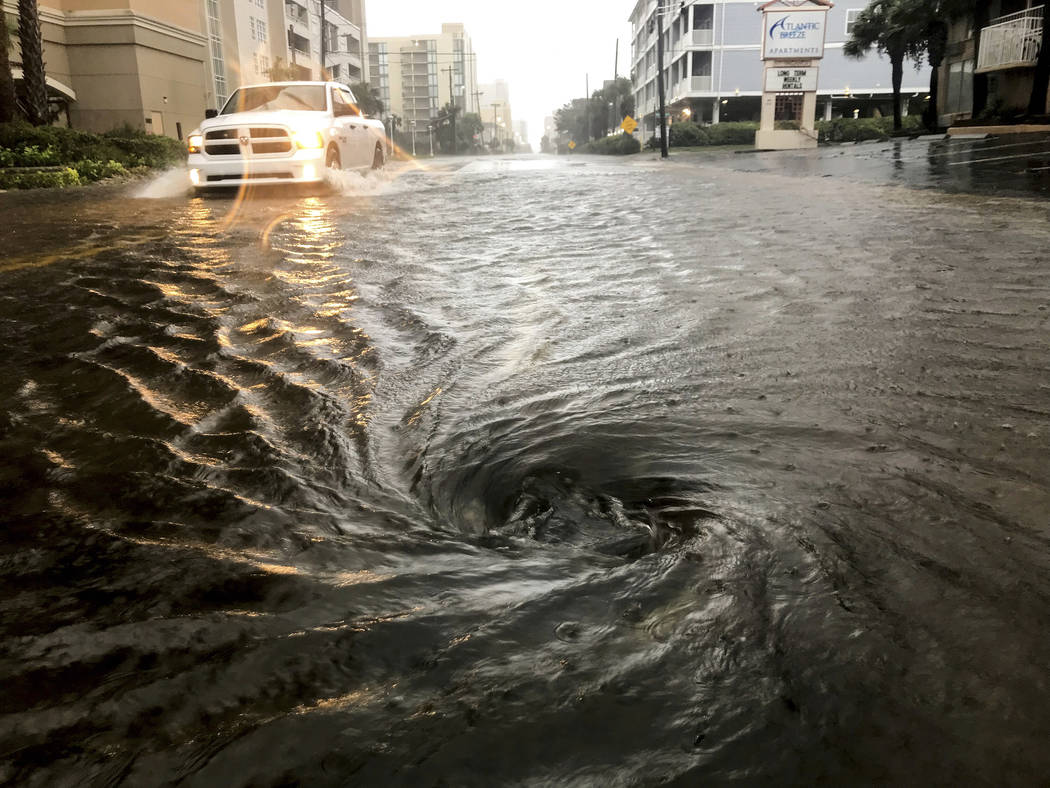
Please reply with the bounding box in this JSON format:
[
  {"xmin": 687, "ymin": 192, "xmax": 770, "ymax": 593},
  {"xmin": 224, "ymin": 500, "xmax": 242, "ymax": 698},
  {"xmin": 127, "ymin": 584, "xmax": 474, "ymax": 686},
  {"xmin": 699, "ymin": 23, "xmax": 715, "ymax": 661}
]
[
  {"xmin": 823, "ymin": 99, "xmax": 833, "ymax": 121},
  {"xmin": 802, "ymin": 91, "xmax": 817, "ymax": 131},
  {"xmin": 712, "ymin": 97, "xmax": 720, "ymax": 124}
]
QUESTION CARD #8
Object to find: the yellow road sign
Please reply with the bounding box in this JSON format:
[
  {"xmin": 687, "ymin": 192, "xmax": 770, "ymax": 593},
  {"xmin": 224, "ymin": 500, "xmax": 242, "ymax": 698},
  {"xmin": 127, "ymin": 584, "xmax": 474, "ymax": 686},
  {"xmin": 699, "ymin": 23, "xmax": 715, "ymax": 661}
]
[
  {"xmin": 568, "ymin": 140, "xmax": 577, "ymax": 150},
  {"xmin": 620, "ymin": 115, "xmax": 638, "ymax": 135}
]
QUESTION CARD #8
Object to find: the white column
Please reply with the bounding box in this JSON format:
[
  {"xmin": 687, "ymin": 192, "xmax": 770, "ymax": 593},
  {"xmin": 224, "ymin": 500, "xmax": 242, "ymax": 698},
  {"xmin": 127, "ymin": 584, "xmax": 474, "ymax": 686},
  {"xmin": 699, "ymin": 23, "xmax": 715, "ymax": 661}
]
[{"xmin": 712, "ymin": 98, "xmax": 720, "ymax": 124}]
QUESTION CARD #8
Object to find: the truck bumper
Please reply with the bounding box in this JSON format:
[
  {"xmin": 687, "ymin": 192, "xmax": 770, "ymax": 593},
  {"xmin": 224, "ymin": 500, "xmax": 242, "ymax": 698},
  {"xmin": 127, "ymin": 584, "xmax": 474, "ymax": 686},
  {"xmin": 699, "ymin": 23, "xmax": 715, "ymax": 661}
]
[{"xmin": 188, "ymin": 149, "xmax": 327, "ymax": 188}]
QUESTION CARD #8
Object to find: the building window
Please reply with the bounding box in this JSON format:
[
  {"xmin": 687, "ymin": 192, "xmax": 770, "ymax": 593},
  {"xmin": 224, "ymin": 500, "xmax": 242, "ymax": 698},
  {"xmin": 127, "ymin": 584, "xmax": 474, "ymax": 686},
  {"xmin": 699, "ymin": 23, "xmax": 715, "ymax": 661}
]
[
  {"xmin": 693, "ymin": 4, "xmax": 714, "ymax": 31},
  {"xmin": 845, "ymin": 9, "xmax": 861, "ymax": 36},
  {"xmin": 250, "ymin": 16, "xmax": 268, "ymax": 43},
  {"xmin": 692, "ymin": 51, "xmax": 712, "ymax": 76}
]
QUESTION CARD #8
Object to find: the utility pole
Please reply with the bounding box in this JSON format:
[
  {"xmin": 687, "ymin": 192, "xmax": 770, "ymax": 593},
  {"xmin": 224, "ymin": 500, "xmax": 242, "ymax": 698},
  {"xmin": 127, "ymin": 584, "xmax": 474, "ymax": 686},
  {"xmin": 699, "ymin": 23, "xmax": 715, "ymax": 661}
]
[
  {"xmin": 441, "ymin": 66, "xmax": 456, "ymax": 155},
  {"xmin": 614, "ymin": 39, "xmax": 619, "ymax": 80},
  {"xmin": 492, "ymin": 102, "xmax": 501, "ymax": 148},
  {"xmin": 472, "ymin": 89, "xmax": 485, "ymax": 145},
  {"xmin": 319, "ymin": 0, "xmax": 327, "ymax": 79},
  {"xmin": 585, "ymin": 73, "xmax": 591, "ymax": 142},
  {"xmin": 656, "ymin": 3, "xmax": 668, "ymax": 159}
]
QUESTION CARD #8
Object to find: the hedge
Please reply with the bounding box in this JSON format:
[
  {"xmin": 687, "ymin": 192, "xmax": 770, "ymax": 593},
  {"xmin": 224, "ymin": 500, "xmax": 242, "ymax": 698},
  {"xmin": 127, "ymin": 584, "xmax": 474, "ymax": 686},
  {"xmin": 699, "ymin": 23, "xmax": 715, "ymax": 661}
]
[
  {"xmin": 817, "ymin": 115, "xmax": 925, "ymax": 143},
  {"xmin": 583, "ymin": 134, "xmax": 642, "ymax": 155},
  {"xmin": 648, "ymin": 121, "xmax": 759, "ymax": 149},
  {"xmin": 0, "ymin": 122, "xmax": 186, "ymax": 189},
  {"xmin": 0, "ymin": 167, "xmax": 81, "ymax": 190}
]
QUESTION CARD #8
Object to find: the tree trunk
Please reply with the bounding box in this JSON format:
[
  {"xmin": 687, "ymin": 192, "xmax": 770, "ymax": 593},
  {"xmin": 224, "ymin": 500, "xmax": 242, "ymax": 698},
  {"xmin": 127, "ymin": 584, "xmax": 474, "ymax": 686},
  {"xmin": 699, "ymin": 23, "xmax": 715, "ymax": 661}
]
[
  {"xmin": 17, "ymin": 0, "xmax": 49, "ymax": 126},
  {"xmin": 891, "ymin": 46, "xmax": 904, "ymax": 131},
  {"xmin": 1026, "ymin": 3, "xmax": 1050, "ymax": 116},
  {"xmin": 972, "ymin": 0, "xmax": 992, "ymax": 116},
  {"xmin": 0, "ymin": 5, "xmax": 18, "ymax": 123},
  {"xmin": 924, "ymin": 21, "xmax": 947, "ymax": 131}
]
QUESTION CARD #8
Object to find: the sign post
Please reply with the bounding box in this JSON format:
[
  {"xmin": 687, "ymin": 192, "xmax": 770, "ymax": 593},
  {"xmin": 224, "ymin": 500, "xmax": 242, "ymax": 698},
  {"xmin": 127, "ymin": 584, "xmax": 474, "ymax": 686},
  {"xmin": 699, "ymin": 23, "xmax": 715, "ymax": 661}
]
[{"xmin": 756, "ymin": 0, "xmax": 832, "ymax": 151}]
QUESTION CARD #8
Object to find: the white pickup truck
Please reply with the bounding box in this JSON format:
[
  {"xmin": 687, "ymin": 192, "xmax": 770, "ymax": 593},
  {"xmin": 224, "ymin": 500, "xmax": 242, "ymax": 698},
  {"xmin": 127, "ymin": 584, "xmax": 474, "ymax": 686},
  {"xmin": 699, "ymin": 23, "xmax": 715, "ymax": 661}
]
[{"xmin": 186, "ymin": 81, "xmax": 388, "ymax": 190}]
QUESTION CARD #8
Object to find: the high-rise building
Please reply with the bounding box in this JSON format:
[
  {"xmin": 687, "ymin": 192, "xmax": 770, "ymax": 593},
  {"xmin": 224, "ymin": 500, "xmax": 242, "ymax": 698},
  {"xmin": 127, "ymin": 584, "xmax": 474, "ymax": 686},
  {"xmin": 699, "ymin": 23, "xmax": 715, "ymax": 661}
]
[
  {"xmin": 629, "ymin": 0, "xmax": 932, "ymax": 136},
  {"xmin": 478, "ymin": 80, "xmax": 513, "ymax": 148},
  {"xmin": 5, "ymin": 0, "xmax": 209, "ymax": 138},
  {"xmin": 368, "ymin": 23, "xmax": 479, "ymax": 149},
  {"xmin": 205, "ymin": 0, "xmax": 367, "ymax": 110}
]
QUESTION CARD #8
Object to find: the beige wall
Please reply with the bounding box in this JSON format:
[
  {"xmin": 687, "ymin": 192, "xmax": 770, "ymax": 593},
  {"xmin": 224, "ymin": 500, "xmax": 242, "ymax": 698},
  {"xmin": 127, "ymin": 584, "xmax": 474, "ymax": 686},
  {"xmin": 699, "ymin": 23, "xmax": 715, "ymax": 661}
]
[
  {"xmin": 54, "ymin": 0, "xmax": 203, "ymax": 34},
  {"xmin": 4, "ymin": 0, "xmax": 207, "ymax": 137}
]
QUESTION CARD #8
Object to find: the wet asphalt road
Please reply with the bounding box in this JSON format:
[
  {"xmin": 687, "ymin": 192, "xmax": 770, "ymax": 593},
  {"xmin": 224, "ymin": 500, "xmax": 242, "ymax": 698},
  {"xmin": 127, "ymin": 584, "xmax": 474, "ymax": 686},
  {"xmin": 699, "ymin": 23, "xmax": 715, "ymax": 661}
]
[
  {"xmin": 694, "ymin": 132, "xmax": 1050, "ymax": 198},
  {"xmin": 0, "ymin": 150, "xmax": 1048, "ymax": 786}
]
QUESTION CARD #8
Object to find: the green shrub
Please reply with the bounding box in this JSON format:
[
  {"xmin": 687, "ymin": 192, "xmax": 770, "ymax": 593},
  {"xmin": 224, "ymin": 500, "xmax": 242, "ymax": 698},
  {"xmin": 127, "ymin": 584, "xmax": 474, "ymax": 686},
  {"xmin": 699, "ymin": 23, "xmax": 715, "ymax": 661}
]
[
  {"xmin": 0, "ymin": 167, "xmax": 81, "ymax": 190},
  {"xmin": 0, "ymin": 122, "xmax": 186, "ymax": 171},
  {"xmin": 817, "ymin": 115, "xmax": 925, "ymax": 143},
  {"xmin": 73, "ymin": 159, "xmax": 129, "ymax": 182},
  {"xmin": 584, "ymin": 134, "xmax": 642, "ymax": 155},
  {"xmin": 669, "ymin": 121, "xmax": 708, "ymax": 147},
  {"xmin": 706, "ymin": 122, "xmax": 759, "ymax": 145}
]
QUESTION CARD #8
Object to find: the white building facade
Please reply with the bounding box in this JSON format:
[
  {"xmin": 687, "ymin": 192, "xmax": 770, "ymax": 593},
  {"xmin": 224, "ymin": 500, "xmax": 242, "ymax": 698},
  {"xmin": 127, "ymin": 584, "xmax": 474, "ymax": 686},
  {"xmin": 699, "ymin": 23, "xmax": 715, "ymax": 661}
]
[
  {"xmin": 202, "ymin": 0, "xmax": 367, "ymax": 112},
  {"xmin": 630, "ymin": 0, "xmax": 933, "ymax": 135}
]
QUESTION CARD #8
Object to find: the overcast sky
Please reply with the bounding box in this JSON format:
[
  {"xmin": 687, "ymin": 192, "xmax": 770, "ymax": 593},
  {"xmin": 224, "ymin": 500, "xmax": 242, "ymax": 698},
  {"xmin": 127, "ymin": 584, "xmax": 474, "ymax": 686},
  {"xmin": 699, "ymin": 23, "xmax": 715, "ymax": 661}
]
[{"xmin": 367, "ymin": 1, "xmax": 636, "ymax": 148}]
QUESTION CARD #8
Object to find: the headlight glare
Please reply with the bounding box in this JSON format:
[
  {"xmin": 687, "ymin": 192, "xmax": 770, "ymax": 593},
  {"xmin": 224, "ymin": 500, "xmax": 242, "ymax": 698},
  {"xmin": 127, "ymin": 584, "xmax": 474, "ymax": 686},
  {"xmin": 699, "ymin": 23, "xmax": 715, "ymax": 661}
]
[{"xmin": 293, "ymin": 129, "xmax": 324, "ymax": 149}]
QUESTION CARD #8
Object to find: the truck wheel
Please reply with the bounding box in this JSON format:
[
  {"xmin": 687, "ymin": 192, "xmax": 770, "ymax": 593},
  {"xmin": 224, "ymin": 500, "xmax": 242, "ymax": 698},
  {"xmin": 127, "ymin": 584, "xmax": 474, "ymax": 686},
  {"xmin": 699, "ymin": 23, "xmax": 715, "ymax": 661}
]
[{"xmin": 326, "ymin": 146, "xmax": 341, "ymax": 170}]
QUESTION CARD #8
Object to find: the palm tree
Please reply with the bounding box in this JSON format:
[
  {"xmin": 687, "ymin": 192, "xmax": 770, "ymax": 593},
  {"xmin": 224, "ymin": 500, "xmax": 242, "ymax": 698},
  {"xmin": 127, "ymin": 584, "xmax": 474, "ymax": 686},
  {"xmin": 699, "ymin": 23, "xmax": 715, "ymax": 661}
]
[
  {"xmin": 17, "ymin": 0, "xmax": 49, "ymax": 125},
  {"xmin": 844, "ymin": 0, "xmax": 927, "ymax": 131},
  {"xmin": 0, "ymin": 5, "xmax": 18, "ymax": 123}
]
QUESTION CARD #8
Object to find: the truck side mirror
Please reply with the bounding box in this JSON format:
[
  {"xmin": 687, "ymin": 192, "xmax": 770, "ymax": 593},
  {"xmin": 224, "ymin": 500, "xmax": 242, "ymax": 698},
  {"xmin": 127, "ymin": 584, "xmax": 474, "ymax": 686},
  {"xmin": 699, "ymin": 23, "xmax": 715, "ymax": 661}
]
[{"xmin": 205, "ymin": 109, "xmax": 218, "ymax": 119}]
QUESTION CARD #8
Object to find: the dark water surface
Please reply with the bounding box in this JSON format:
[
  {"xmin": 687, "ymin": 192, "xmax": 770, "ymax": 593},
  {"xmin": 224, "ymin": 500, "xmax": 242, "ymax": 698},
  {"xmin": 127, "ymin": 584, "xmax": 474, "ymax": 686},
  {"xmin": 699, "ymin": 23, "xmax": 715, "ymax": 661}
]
[{"xmin": 1, "ymin": 157, "xmax": 1048, "ymax": 786}]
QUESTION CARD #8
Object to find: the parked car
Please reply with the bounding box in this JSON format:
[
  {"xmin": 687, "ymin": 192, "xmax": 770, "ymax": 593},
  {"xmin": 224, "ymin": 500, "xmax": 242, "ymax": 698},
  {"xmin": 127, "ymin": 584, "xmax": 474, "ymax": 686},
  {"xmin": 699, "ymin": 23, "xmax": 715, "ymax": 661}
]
[{"xmin": 186, "ymin": 81, "xmax": 387, "ymax": 191}]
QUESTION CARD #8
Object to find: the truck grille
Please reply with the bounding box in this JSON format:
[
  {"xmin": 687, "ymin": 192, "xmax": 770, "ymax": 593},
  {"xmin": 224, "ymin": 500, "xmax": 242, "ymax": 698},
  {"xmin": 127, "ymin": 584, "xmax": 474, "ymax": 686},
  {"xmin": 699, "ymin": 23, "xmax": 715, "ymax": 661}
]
[{"xmin": 203, "ymin": 126, "xmax": 293, "ymax": 157}]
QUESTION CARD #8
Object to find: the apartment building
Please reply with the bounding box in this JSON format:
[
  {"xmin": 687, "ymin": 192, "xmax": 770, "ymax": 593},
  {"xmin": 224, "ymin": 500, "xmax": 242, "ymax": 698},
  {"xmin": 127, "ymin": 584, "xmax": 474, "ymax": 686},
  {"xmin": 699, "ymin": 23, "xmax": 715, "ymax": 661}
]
[
  {"xmin": 368, "ymin": 23, "xmax": 479, "ymax": 149},
  {"xmin": 939, "ymin": 0, "xmax": 1048, "ymax": 124},
  {"xmin": 203, "ymin": 0, "xmax": 368, "ymax": 112},
  {"xmin": 4, "ymin": 0, "xmax": 209, "ymax": 137},
  {"xmin": 629, "ymin": 0, "xmax": 932, "ymax": 135}
]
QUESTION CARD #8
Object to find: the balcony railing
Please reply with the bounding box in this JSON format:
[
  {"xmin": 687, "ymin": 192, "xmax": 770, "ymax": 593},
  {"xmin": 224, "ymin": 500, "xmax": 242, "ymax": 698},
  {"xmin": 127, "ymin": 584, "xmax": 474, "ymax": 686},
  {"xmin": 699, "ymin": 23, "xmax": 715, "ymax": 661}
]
[
  {"xmin": 977, "ymin": 5, "xmax": 1044, "ymax": 73},
  {"xmin": 690, "ymin": 29, "xmax": 713, "ymax": 47}
]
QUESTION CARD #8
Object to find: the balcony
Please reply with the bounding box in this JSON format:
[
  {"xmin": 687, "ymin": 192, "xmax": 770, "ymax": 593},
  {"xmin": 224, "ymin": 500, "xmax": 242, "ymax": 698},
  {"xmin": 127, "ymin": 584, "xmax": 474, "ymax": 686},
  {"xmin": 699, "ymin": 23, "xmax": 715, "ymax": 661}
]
[
  {"xmin": 977, "ymin": 6, "xmax": 1044, "ymax": 73},
  {"xmin": 672, "ymin": 76, "xmax": 713, "ymax": 100},
  {"xmin": 690, "ymin": 29, "xmax": 713, "ymax": 47}
]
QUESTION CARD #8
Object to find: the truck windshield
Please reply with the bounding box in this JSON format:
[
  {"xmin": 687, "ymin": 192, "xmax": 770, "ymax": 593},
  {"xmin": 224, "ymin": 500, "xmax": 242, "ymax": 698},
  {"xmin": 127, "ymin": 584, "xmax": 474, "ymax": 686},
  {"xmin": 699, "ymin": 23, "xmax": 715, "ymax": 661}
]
[{"xmin": 220, "ymin": 85, "xmax": 327, "ymax": 114}]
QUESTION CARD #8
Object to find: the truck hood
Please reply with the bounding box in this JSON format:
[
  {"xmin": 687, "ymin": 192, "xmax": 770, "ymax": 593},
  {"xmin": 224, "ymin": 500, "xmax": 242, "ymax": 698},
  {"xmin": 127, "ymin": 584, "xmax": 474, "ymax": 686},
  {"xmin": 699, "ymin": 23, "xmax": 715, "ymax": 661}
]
[{"xmin": 199, "ymin": 110, "xmax": 328, "ymax": 131}]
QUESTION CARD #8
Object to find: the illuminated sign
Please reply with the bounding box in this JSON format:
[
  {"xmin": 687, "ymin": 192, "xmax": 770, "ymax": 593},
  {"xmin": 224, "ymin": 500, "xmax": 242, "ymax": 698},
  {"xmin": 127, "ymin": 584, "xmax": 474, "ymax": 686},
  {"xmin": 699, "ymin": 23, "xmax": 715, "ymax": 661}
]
[{"xmin": 762, "ymin": 11, "xmax": 826, "ymax": 59}]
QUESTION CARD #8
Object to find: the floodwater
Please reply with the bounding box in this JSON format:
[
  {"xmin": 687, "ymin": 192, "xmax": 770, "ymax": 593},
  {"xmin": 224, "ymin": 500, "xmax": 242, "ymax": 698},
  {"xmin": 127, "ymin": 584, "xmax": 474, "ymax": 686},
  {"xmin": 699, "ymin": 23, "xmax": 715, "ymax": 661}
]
[{"xmin": 1, "ymin": 156, "xmax": 1048, "ymax": 786}]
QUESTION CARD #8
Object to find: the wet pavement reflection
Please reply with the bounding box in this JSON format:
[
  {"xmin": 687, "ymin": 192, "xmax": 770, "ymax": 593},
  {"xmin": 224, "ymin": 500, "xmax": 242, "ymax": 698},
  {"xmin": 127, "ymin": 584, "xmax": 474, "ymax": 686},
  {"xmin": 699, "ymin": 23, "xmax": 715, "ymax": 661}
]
[{"xmin": 1, "ymin": 153, "xmax": 1048, "ymax": 786}]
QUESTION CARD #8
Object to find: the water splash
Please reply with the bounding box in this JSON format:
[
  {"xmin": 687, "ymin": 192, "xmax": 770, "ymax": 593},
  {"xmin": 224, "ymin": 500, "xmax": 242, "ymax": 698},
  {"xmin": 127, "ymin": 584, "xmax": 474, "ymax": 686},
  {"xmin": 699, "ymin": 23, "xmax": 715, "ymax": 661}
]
[{"xmin": 134, "ymin": 167, "xmax": 193, "ymax": 199}]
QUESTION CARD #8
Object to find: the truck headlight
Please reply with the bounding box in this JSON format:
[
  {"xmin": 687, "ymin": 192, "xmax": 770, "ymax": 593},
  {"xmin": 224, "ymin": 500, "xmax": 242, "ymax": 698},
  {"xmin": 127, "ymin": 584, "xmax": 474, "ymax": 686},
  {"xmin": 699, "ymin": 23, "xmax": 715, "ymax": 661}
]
[
  {"xmin": 293, "ymin": 129, "xmax": 324, "ymax": 150},
  {"xmin": 188, "ymin": 134, "xmax": 203, "ymax": 153}
]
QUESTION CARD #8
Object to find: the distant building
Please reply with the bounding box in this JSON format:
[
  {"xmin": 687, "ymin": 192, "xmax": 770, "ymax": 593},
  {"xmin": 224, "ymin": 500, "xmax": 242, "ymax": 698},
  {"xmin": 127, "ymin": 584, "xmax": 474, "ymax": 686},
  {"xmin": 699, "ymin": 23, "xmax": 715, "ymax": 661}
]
[
  {"xmin": 938, "ymin": 0, "xmax": 1048, "ymax": 125},
  {"xmin": 479, "ymin": 79, "xmax": 513, "ymax": 146},
  {"xmin": 368, "ymin": 23, "xmax": 479, "ymax": 150},
  {"xmin": 6, "ymin": 0, "xmax": 208, "ymax": 138},
  {"xmin": 629, "ymin": 0, "xmax": 932, "ymax": 136},
  {"xmin": 514, "ymin": 120, "xmax": 529, "ymax": 146}
]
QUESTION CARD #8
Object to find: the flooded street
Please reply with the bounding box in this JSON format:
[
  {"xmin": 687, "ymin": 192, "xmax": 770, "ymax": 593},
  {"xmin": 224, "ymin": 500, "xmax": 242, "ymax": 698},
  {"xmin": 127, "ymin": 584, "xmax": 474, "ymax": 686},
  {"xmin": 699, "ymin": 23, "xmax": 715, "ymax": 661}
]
[{"xmin": 1, "ymin": 154, "xmax": 1049, "ymax": 786}]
